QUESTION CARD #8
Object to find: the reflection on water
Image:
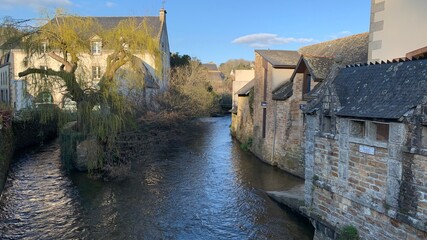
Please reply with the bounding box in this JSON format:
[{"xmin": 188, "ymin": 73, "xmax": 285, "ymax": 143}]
[
  {"xmin": 0, "ymin": 144, "xmax": 87, "ymax": 239},
  {"xmin": 0, "ymin": 116, "xmax": 314, "ymax": 239}
]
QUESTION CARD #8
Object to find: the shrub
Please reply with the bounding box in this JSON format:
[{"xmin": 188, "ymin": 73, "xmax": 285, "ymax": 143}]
[
  {"xmin": 338, "ymin": 225, "xmax": 359, "ymax": 240},
  {"xmin": 240, "ymin": 138, "xmax": 253, "ymax": 151}
]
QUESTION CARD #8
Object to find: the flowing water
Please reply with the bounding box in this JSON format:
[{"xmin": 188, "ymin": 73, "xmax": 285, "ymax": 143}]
[{"xmin": 0, "ymin": 116, "xmax": 314, "ymax": 239}]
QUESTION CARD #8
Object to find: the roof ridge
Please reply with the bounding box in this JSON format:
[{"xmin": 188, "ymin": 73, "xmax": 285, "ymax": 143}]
[
  {"xmin": 302, "ymin": 54, "xmax": 335, "ymax": 59},
  {"xmin": 75, "ymin": 16, "xmax": 159, "ymax": 18},
  {"xmin": 345, "ymin": 56, "xmax": 427, "ymax": 68},
  {"xmin": 299, "ymin": 32, "xmax": 368, "ymax": 50}
]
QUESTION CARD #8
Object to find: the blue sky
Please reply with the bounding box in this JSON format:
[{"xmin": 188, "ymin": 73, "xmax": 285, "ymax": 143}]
[{"xmin": 0, "ymin": 0, "xmax": 371, "ymax": 65}]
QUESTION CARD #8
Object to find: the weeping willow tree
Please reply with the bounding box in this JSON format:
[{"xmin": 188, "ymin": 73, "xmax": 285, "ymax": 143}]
[{"xmin": 11, "ymin": 9, "xmax": 162, "ymax": 172}]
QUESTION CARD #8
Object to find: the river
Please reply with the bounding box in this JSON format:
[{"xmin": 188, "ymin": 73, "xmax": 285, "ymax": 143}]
[{"xmin": 0, "ymin": 116, "xmax": 314, "ymax": 239}]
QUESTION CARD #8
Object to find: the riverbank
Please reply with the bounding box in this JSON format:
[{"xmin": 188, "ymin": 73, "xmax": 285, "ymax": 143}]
[{"xmin": 88, "ymin": 111, "xmax": 210, "ymax": 180}]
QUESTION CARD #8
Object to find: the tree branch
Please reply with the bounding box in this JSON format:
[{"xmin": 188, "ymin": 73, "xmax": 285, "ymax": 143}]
[
  {"xmin": 47, "ymin": 51, "xmax": 74, "ymax": 72},
  {"xmin": 18, "ymin": 67, "xmax": 60, "ymax": 78},
  {"xmin": 18, "ymin": 67, "xmax": 86, "ymax": 103}
]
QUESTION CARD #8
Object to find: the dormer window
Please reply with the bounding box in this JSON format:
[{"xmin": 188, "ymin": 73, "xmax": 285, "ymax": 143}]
[{"xmin": 91, "ymin": 41, "xmax": 102, "ymax": 55}]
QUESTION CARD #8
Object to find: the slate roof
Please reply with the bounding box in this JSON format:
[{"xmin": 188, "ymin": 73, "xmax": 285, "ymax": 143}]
[
  {"xmin": 1, "ymin": 16, "xmax": 163, "ymax": 50},
  {"xmin": 272, "ymin": 33, "xmax": 369, "ymax": 101},
  {"xmin": 334, "ymin": 58, "xmax": 427, "ymax": 120},
  {"xmin": 236, "ymin": 78, "xmax": 255, "ymax": 96},
  {"xmin": 304, "ymin": 56, "xmax": 336, "ymax": 81},
  {"xmin": 272, "ymin": 81, "xmax": 293, "ymax": 100},
  {"xmin": 255, "ymin": 50, "xmax": 300, "ymax": 67},
  {"xmin": 299, "ymin": 33, "xmax": 369, "ymax": 65},
  {"xmin": 93, "ymin": 17, "xmax": 162, "ymax": 39}
]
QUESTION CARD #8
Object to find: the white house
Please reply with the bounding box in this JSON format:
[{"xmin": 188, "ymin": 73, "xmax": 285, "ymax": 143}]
[{"xmin": 0, "ymin": 9, "xmax": 170, "ymax": 111}]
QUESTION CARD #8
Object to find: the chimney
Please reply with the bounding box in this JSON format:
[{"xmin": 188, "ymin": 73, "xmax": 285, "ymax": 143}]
[{"xmin": 159, "ymin": 8, "xmax": 167, "ymax": 23}]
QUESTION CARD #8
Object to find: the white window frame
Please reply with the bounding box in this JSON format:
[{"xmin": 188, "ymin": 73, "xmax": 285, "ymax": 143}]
[{"xmin": 91, "ymin": 41, "xmax": 102, "ymax": 55}]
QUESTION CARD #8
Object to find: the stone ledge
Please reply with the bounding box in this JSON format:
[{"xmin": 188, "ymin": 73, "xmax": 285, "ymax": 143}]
[{"xmin": 266, "ymin": 184, "xmax": 306, "ymax": 216}]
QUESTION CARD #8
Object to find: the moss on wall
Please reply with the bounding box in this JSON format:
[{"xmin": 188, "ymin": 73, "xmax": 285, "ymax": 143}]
[{"xmin": 0, "ymin": 127, "xmax": 15, "ymax": 194}]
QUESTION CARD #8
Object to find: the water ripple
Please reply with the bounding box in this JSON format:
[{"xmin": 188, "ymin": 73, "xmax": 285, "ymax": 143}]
[{"xmin": 0, "ymin": 116, "xmax": 313, "ymax": 239}]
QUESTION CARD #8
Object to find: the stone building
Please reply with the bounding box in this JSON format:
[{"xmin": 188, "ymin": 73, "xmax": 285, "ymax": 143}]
[
  {"xmin": 0, "ymin": 9, "xmax": 170, "ymax": 111},
  {"xmin": 231, "ymin": 78, "xmax": 254, "ymax": 145},
  {"xmin": 251, "ymin": 50, "xmax": 300, "ymax": 171},
  {"xmin": 231, "ymin": 69, "xmax": 254, "ymax": 109},
  {"xmin": 302, "ymin": 58, "xmax": 427, "ymax": 239},
  {"xmin": 202, "ymin": 63, "xmax": 227, "ymax": 94},
  {"xmin": 244, "ymin": 34, "xmax": 368, "ymax": 178}
]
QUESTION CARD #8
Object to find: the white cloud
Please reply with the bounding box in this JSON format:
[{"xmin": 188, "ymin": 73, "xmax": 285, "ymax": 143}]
[
  {"xmin": 106, "ymin": 1, "xmax": 116, "ymax": 8},
  {"xmin": 0, "ymin": 0, "xmax": 72, "ymax": 11},
  {"xmin": 232, "ymin": 33, "xmax": 315, "ymax": 48}
]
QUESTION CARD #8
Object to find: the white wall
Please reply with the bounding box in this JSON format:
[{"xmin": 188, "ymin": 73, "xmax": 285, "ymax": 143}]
[
  {"xmin": 232, "ymin": 69, "xmax": 254, "ymax": 107},
  {"xmin": 369, "ymin": 0, "xmax": 427, "ymax": 61},
  {"xmin": 272, "ymin": 68, "xmax": 294, "ymax": 91},
  {"xmin": 10, "ymin": 46, "xmax": 164, "ymax": 110}
]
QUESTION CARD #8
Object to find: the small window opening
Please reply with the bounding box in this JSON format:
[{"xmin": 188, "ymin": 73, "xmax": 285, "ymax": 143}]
[
  {"xmin": 375, "ymin": 123, "xmax": 389, "ymax": 142},
  {"xmin": 350, "ymin": 120, "xmax": 365, "ymax": 138}
]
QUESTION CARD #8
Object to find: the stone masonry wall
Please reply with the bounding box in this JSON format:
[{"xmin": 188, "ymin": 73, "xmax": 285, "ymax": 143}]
[
  {"xmin": 399, "ymin": 152, "xmax": 427, "ymax": 232},
  {"xmin": 305, "ymin": 116, "xmax": 427, "ymax": 239},
  {"xmin": 251, "ymin": 52, "xmax": 307, "ymax": 177},
  {"xmin": 251, "ymin": 53, "xmax": 275, "ymax": 165},
  {"xmin": 231, "ymin": 95, "xmax": 253, "ymax": 144},
  {"xmin": 271, "ymin": 74, "xmax": 305, "ymax": 178}
]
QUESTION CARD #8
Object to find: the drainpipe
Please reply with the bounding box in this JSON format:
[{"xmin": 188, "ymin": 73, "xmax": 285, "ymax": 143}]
[{"xmin": 271, "ymin": 101, "xmax": 277, "ymax": 163}]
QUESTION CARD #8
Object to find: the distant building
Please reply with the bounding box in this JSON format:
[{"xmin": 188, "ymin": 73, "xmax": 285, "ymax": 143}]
[
  {"xmin": 202, "ymin": 63, "xmax": 227, "ymax": 94},
  {"xmin": 231, "ymin": 69, "xmax": 254, "ymax": 108}
]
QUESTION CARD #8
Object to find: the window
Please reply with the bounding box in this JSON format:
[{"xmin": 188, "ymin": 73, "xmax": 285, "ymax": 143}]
[
  {"xmin": 306, "ymin": 74, "xmax": 311, "ymax": 93},
  {"xmin": 350, "ymin": 120, "xmax": 365, "ymax": 138},
  {"xmin": 322, "ymin": 116, "xmax": 332, "ymax": 133},
  {"xmin": 40, "ymin": 65, "xmax": 48, "ymax": 79},
  {"xmin": 374, "ymin": 123, "xmax": 389, "ymax": 142},
  {"xmin": 422, "ymin": 126, "xmax": 427, "ymax": 148},
  {"xmin": 91, "ymin": 41, "xmax": 102, "ymax": 55},
  {"xmin": 41, "ymin": 41, "xmax": 48, "ymax": 53},
  {"xmin": 92, "ymin": 66, "xmax": 101, "ymax": 80},
  {"xmin": 302, "ymin": 72, "xmax": 312, "ymax": 99},
  {"xmin": 36, "ymin": 91, "xmax": 53, "ymax": 103}
]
